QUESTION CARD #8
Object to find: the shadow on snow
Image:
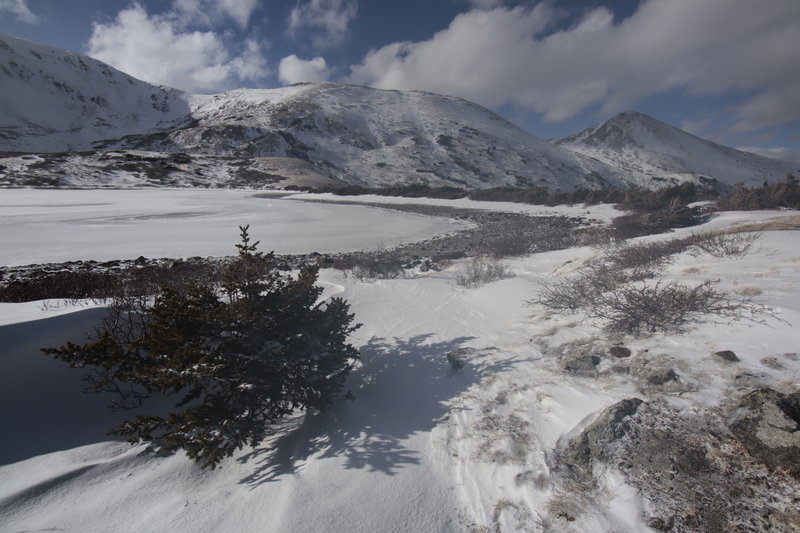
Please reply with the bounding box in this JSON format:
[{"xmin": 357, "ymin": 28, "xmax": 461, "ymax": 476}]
[{"xmin": 238, "ymin": 333, "xmax": 519, "ymax": 486}]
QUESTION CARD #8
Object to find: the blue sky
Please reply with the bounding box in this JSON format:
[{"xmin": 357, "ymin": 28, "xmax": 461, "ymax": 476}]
[{"xmin": 1, "ymin": 0, "xmax": 799, "ymax": 161}]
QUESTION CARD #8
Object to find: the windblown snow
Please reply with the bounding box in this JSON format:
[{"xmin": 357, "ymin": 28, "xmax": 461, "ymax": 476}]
[{"xmin": 1, "ymin": 194, "xmax": 798, "ymax": 532}]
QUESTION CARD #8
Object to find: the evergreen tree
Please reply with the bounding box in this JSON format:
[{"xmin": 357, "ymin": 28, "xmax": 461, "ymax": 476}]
[{"xmin": 43, "ymin": 226, "xmax": 360, "ymax": 468}]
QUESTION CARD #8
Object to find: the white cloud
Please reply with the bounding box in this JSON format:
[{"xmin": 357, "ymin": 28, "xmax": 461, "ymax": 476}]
[
  {"xmin": 0, "ymin": 0, "xmax": 38, "ymax": 24},
  {"xmin": 172, "ymin": 0, "xmax": 259, "ymax": 29},
  {"xmin": 288, "ymin": 0, "xmax": 358, "ymax": 50},
  {"xmin": 86, "ymin": 3, "xmax": 267, "ymax": 93},
  {"xmin": 278, "ymin": 55, "xmax": 331, "ymax": 84},
  {"xmin": 347, "ymin": 0, "xmax": 800, "ymax": 137},
  {"xmin": 737, "ymin": 146, "xmax": 800, "ymax": 164}
]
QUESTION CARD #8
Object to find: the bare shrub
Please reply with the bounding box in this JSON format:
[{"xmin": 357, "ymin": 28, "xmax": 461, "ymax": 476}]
[
  {"xmin": 532, "ymin": 232, "xmax": 766, "ymax": 335},
  {"xmin": 590, "ymin": 279, "xmax": 741, "ymax": 334},
  {"xmin": 689, "ymin": 231, "xmax": 761, "ymax": 258},
  {"xmin": 334, "ymin": 249, "xmax": 405, "ymax": 281},
  {"xmin": 0, "ymin": 261, "xmax": 221, "ymax": 303},
  {"xmin": 602, "ymin": 238, "xmax": 692, "ymax": 272},
  {"xmin": 456, "ymin": 258, "xmax": 514, "ymax": 288},
  {"xmin": 736, "ymin": 286, "xmax": 763, "ymax": 297},
  {"xmin": 535, "ymin": 264, "xmax": 629, "ymax": 312}
]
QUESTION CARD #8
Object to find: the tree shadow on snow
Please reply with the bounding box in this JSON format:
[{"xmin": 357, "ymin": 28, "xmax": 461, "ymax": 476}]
[{"xmin": 238, "ymin": 333, "xmax": 519, "ymax": 487}]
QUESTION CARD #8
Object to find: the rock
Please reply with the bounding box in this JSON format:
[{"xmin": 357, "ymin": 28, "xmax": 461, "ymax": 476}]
[
  {"xmin": 558, "ymin": 398, "xmax": 644, "ymax": 480},
  {"xmin": 446, "ymin": 347, "xmax": 477, "ymax": 371},
  {"xmin": 760, "ymin": 356, "xmax": 786, "ymax": 370},
  {"xmin": 563, "ymin": 354, "xmax": 601, "ymax": 375},
  {"xmin": 646, "ymin": 368, "xmax": 678, "ymax": 385},
  {"xmin": 728, "ymin": 388, "xmax": 800, "ymax": 476},
  {"xmin": 419, "ymin": 259, "xmax": 430, "ymax": 272},
  {"xmin": 647, "ymin": 516, "xmax": 674, "ymax": 531},
  {"xmin": 715, "ymin": 350, "xmax": 739, "ymax": 362},
  {"xmin": 674, "ymin": 447, "xmax": 709, "ymax": 474},
  {"xmin": 609, "ymin": 346, "xmax": 631, "ymax": 358}
]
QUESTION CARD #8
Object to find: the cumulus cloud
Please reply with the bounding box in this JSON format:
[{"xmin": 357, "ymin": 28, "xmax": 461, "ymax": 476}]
[
  {"xmin": 347, "ymin": 0, "xmax": 800, "ymax": 137},
  {"xmin": 278, "ymin": 55, "xmax": 331, "ymax": 84},
  {"xmin": 0, "ymin": 0, "xmax": 38, "ymax": 24},
  {"xmin": 172, "ymin": 0, "xmax": 259, "ymax": 29},
  {"xmin": 288, "ymin": 0, "xmax": 358, "ymax": 50},
  {"xmin": 87, "ymin": 3, "xmax": 267, "ymax": 93}
]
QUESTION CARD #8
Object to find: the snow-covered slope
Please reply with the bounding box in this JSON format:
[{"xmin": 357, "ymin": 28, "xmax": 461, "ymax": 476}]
[
  {"xmin": 555, "ymin": 111, "xmax": 800, "ymax": 189},
  {"xmin": 2, "ymin": 33, "xmax": 797, "ymax": 191},
  {"xmin": 0, "ymin": 34, "xmax": 190, "ymax": 152},
  {"xmin": 0, "ymin": 34, "xmax": 621, "ymax": 190},
  {"xmin": 111, "ymin": 83, "xmax": 622, "ymax": 190},
  {"xmin": 1, "ymin": 201, "xmax": 798, "ymax": 531}
]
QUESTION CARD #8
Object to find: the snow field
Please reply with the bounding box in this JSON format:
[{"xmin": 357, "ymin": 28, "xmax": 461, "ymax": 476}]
[
  {"xmin": 0, "ymin": 189, "xmax": 470, "ymax": 266},
  {"xmin": 0, "ymin": 204, "xmax": 798, "ymax": 531}
]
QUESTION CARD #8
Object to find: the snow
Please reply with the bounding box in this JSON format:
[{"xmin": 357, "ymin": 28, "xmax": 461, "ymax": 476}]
[
  {"xmin": 556, "ymin": 111, "xmax": 800, "ymax": 189},
  {"xmin": 1, "ymin": 199, "xmax": 799, "ymax": 531},
  {"xmin": 288, "ymin": 191, "xmax": 624, "ymax": 223},
  {"xmin": 0, "ymin": 33, "xmax": 190, "ymax": 152},
  {"xmin": 0, "ymin": 189, "xmax": 469, "ymax": 266}
]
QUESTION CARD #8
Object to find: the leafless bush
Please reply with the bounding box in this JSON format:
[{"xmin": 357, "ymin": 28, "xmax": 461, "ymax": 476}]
[
  {"xmin": 0, "ymin": 261, "xmax": 221, "ymax": 303},
  {"xmin": 689, "ymin": 231, "xmax": 761, "ymax": 258},
  {"xmin": 456, "ymin": 258, "xmax": 514, "ymax": 288},
  {"xmin": 532, "ymin": 233, "xmax": 765, "ymax": 335},
  {"xmin": 602, "ymin": 238, "xmax": 692, "ymax": 272},
  {"xmin": 334, "ymin": 249, "xmax": 406, "ymax": 281},
  {"xmin": 535, "ymin": 264, "xmax": 625, "ymax": 311},
  {"xmin": 590, "ymin": 279, "xmax": 744, "ymax": 334}
]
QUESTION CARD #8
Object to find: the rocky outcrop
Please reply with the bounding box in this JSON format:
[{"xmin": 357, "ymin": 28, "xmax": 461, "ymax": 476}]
[
  {"xmin": 555, "ymin": 398, "xmax": 643, "ymax": 481},
  {"xmin": 728, "ymin": 388, "xmax": 800, "ymax": 476}
]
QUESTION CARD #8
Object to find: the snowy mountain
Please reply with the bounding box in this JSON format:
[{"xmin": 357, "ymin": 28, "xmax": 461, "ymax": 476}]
[
  {"xmin": 555, "ymin": 111, "xmax": 800, "ymax": 189},
  {"xmin": 0, "ymin": 34, "xmax": 190, "ymax": 152},
  {"xmin": 0, "ymin": 33, "xmax": 622, "ymax": 190},
  {"xmin": 111, "ymin": 83, "xmax": 624, "ymax": 189},
  {"xmin": 1, "ymin": 33, "xmax": 797, "ymax": 191}
]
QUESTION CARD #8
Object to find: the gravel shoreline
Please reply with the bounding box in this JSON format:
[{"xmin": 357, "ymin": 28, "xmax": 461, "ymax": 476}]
[{"xmin": 0, "ymin": 201, "xmax": 591, "ymax": 287}]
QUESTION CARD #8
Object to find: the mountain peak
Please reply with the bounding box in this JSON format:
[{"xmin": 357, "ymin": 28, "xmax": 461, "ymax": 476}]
[
  {"xmin": 2, "ymin": 33, "xmax": 797, "ymax": 191},
  {"xmin": 556, "ymin": 111, "xmax": 799, "ymax": 188}
]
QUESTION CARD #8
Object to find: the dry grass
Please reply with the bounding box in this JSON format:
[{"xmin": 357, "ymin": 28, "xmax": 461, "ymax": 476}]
[{"xmin": 728, "ymin": 214, "xmax": 800, "ymax": 233}]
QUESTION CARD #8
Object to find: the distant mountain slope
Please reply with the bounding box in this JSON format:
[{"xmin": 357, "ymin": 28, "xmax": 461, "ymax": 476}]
[
  {"xmin": 114, "ymin": 83, "xmax": 622, "ymax": 189},
  {"xmin": 0, "ymin": 34, "xmax": 623, "ymax": 190},
  {"xmin": 0, "ymin": 33, "xmax": 190, "ymax": 152},
  {"xmin": 554, "ymin": 111, "xmax": 799, "ymax": 189},
  {"xmin": 1, "ymin": 33, "xmax": 797, "ymax": 191}
]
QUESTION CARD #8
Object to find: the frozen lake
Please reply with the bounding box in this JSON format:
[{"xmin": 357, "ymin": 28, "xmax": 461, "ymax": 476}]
[{"xmin": 0, "ymin": 189, "xmax": 469, "ymax": 266}]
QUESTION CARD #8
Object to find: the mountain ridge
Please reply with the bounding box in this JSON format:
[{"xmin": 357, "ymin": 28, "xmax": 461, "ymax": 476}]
[
  {"xmin": 554, "ymin": 111, "xmax": 799, "ymax": 189},
  {"xmin": 1, "ymin": 33, "xmax": 797, "ymax": 191}
]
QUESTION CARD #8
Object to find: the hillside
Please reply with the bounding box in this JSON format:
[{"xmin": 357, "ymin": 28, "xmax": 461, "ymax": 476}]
[
  {"xmin": 1, "ymin": 33, "xmax": 797, "ymax": 191},
  {"xmin": 555, "ymin": 111, "xmax": 800, "ymax": 189},
  {"xmin": 0, "ymin": 34, "xmax": 189, "ymax": 152}
]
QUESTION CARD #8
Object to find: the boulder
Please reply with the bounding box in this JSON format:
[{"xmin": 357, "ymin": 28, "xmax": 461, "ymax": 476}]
[
  {"xmin": 559, "ymin": 398, "xmax": 644, "ymax": 480},
  {"xmin": 728, "ymin": 388, "xmax": 800, "ymax": 476},
  {"xmin": 646, "ymin": 367, "xmax": 678, "ymax": 385},
  {"xmin": 609, "ymin": 346, "xmax": 632, "ymax": 358},
  {"xmin": 446, "ymin": 347, "xmax": 477, "ymax": 371},
  {"xmin": 563, "ymin": 354, "xmax": 601, "ymax": 375},
  {"xmin": 715, "ymin": 350, "xmax": 739, "ymax": 362}
]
